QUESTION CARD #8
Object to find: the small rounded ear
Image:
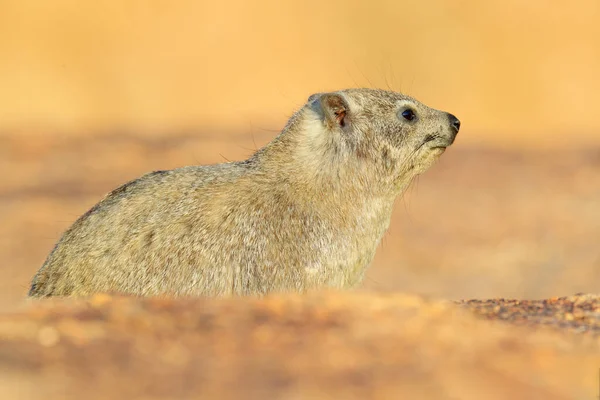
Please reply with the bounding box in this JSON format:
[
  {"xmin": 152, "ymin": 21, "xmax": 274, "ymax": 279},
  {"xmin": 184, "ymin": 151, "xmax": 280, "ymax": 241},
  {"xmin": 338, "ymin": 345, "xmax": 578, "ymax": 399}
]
[
  {"xmin": 309, "ymin": 92, "xmax": 350, "ymax": 129},
  {"xmin": 307, "ymin": 92, "xmax": 323, "ymax": 103}
]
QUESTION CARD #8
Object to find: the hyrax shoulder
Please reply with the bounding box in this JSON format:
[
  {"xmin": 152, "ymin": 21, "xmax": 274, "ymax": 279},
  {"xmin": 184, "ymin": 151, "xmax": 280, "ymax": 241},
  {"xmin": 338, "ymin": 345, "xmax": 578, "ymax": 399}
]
[{"xmin": 29, "ymin": 88, "xmax": 460, "ymax": 298}]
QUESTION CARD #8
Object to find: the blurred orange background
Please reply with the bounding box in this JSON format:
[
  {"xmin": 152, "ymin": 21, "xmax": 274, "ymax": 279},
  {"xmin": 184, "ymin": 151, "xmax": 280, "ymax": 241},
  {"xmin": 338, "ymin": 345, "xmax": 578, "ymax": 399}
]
[
  {"xmin": 2, "ymin": 0, "xmax": 600, "ymax": 144},
  {"xmin": 1, "ymin": 0, "xmax": 599, "ymax": 309}
]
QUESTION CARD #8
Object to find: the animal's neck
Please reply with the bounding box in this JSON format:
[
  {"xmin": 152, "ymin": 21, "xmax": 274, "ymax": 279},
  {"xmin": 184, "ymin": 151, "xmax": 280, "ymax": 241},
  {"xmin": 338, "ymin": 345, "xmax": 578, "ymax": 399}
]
[{"xmin": 258, "ymin": 120, "xmax": 384, "ymax": 197}]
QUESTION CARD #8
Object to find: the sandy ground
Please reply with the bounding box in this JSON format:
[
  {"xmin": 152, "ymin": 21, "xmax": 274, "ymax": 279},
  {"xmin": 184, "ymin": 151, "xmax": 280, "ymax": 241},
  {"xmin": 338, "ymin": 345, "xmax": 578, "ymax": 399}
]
[{"xmin": 0, "ymin": 292, "xmax": 599, "ymax": 400}]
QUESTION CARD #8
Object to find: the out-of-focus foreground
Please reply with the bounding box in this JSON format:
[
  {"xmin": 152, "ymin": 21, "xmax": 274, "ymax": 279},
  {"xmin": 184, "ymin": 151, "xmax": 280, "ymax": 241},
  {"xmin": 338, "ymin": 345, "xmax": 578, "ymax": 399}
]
[
  {"xmin": 1, "ymin": 1, "xmax": 600, "ymax": 397},
  {"xmin": 1, "ymin": 293, "xmax": 600, "ymax": 400}
]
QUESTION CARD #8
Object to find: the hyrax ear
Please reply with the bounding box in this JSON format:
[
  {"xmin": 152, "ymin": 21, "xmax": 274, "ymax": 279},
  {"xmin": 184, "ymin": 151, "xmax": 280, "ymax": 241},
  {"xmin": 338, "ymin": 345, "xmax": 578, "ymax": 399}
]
[
  {"xmin": 309, "ymin": 92, "xmax": 350, "ymax": 129},
  {"xmin": 307, "ymin": 92, "xmax": 323, "ymax": 103}
]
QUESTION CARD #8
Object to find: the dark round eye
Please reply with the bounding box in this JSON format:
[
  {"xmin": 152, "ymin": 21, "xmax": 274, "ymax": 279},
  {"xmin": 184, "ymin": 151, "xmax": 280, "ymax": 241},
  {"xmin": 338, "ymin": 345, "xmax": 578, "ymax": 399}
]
[{"xmin": 401, "ymin": 109, "xmax": 416, "ymax": 121}]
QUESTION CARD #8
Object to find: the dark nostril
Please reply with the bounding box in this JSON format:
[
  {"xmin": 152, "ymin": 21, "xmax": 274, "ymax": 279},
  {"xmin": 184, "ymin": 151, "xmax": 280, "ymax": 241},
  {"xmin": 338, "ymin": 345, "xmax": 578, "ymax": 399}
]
[
  {"xmin": 448, "ymin": 113, "xmax": 460, "ymax": 133},
  {"xmin": 453, "ymin": 119, "xmax": 460, "ymax": 131}
]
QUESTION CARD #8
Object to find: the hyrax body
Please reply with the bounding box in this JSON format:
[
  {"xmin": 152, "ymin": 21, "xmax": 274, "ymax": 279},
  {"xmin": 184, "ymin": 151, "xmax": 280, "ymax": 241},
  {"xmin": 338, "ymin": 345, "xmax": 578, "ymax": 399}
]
[{"xmin": 29, "ymin": 88, "xmax": 460, "ymax": 298}]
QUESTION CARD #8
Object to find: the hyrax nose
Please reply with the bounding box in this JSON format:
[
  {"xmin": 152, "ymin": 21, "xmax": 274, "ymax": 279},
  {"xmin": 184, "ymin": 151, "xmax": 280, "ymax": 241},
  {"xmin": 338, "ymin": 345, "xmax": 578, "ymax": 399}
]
[{"xmin": 447, "ymin": 113, "xmax": 461, "ymax": 133}]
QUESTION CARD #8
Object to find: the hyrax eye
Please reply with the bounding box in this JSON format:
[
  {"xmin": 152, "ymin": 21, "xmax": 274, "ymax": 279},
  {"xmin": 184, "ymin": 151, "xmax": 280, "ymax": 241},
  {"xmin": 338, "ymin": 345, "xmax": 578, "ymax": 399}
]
[{"xmin": 401, "ymin": 109, "xmax": 416, "ymax": 121}]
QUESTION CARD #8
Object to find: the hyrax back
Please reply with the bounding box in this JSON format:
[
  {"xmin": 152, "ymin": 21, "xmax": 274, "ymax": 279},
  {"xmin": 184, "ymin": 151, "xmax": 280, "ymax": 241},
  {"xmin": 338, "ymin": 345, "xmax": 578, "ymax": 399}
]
[{"xmin": 29, "ymin": 88, "xmax": 460, "ymax": 298}]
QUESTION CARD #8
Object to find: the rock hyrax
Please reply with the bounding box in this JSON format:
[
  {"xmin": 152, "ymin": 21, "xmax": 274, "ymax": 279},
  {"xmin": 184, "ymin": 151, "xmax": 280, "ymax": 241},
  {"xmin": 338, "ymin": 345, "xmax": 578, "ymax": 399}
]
[{"xmin": 28, "ymin": 88, "xmax": 460, "ymax": 298}]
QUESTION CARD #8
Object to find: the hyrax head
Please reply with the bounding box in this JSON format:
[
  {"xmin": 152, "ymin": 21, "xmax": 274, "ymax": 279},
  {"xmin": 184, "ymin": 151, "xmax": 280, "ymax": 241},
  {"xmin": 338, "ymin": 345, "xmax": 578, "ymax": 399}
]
[{"xmin": 305, "ymin": 88, "xmax": 460, "ymax": 189}]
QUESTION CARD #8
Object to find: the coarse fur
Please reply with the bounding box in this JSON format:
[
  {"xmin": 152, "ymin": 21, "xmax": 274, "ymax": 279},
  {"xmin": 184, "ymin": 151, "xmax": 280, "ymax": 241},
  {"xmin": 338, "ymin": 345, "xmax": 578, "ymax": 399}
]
[{"xmin": 28, "ymin": 88, "xmax": 460, "ymax": 298}]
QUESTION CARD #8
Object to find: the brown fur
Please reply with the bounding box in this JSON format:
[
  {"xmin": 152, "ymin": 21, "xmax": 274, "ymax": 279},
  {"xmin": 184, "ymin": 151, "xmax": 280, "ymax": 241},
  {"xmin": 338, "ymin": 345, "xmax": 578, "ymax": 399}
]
[{"xmin": 28, "ymin": 88, "xmax": 460, "ymax": 298}]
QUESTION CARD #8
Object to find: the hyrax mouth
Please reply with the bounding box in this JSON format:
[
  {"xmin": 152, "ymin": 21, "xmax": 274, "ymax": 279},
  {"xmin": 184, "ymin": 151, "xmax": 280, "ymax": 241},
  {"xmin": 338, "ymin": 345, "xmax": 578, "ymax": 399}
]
[{"xmin": 421, "ymin": 133, "xmax": 454, "ymax": 150}]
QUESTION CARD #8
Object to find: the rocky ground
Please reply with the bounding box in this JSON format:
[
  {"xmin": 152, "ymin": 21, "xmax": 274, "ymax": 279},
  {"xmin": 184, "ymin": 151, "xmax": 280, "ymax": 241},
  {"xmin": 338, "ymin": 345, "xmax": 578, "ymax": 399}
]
[{"xmin": 0, "ymin": 292, "xmax": 599, "ymax": 399}]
